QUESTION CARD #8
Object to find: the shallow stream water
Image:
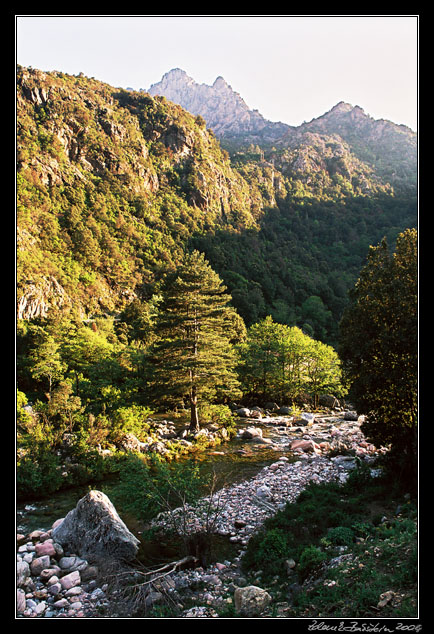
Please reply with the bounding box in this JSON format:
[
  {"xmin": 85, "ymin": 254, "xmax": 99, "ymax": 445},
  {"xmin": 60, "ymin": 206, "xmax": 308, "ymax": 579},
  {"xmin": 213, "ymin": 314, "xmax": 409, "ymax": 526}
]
[{"xmin": 16, "ymin": 418, "xmax": 298, "ymax": 540}]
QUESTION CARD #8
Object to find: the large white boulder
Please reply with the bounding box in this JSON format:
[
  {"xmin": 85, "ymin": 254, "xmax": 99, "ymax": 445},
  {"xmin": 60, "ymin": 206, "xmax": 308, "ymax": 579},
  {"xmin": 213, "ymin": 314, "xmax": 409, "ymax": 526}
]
[{"xmin": 52, "ymin": 490, "xmax": 140, "ymax": 563}]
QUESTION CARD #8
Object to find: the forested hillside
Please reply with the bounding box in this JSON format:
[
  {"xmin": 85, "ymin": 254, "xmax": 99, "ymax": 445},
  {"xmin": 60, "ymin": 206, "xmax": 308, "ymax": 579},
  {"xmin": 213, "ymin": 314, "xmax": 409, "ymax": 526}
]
[{"xmin": 17, "ymin": 66, "xmax": 417, "ymax": 346}]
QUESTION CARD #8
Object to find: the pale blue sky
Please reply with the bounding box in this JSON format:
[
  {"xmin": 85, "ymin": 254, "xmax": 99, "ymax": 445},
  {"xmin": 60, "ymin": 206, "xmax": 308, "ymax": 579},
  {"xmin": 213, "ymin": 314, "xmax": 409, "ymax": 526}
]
[{"xmin": 16, "ymin": 15, "xmax": 418, "ymax": 131}]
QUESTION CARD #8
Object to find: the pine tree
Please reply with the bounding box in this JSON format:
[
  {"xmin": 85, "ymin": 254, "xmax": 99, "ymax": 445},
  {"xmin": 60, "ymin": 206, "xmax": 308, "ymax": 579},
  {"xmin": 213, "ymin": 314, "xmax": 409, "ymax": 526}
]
[{"xmin": 148, "ymin": 251, "xmax": 242, "ymax": 432}]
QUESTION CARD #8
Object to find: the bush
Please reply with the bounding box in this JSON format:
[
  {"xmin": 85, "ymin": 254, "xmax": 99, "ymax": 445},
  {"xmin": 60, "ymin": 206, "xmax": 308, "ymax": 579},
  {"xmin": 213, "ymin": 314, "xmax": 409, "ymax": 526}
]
[
  {"xmin": 112, "ymin": 453, "xmax": 210, "ymax": 522},
  {"xmin": 109, "ymin": 405, "xmax": 153, "ymax": 443},
  {"xmin": 17, "ymin": 442, "xmax": 64, "ymax": 500},
  {"xmin": 326, "ymin": 526, "xmax": 354, "ymax": 546},
  {"xmin": 297, "ymin": 546, "xmax": 327, "ymax": 581},
  {"xmin": 343, "ymin": 459, "xmax": 373, "ymax": 492},
  {"xmin": 255, "ymin": 528, "xmax": 290, "ymax": 576},
  {"xmin": 199, "ymin": 403, "xmax": 236, "ymax": 432}
]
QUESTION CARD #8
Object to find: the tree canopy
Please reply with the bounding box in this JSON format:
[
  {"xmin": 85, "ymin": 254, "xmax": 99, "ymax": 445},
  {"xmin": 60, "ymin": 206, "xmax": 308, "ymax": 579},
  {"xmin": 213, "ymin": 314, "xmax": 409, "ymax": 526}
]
[
  {"xmin": 339, "ymin": 228, "xmax": 418, "ymax": 477},
  {"xmin": 238, "ymin": 315, "xmax": 347, "ymax": 406}
]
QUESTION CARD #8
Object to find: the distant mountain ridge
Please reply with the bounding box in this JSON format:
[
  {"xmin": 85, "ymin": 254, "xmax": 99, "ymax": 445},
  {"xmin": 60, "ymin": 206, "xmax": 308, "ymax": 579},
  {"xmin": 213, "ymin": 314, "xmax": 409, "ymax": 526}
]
[{"xmin": 146, "ymin": 68, "xmax": 417, "ymax": 192}]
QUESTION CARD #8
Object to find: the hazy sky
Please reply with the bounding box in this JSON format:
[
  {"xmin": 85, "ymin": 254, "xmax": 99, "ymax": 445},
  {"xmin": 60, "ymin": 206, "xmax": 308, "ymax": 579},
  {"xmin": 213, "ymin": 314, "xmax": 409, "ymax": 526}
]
[{"xmin": 16, "ymin": 15, "xmax": 418, "ymax": 131}]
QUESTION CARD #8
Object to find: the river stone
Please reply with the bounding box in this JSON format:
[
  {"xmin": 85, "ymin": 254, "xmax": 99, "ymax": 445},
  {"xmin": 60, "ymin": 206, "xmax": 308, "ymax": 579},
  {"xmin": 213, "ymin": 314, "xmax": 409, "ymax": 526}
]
[
  {"xmin": 35, "ymin": 540, "xmax": 56, "ymax": 557},
  {"xmin": 17, "ymin": 588, "xmax": 26, "ymax": 613},
  {"xmin": 52, "ymin": 490, "xmax": 140, "ymax": 563},
  {"xmin": 17, "ymin": 560, "xmax": 30, "ymax": 587},
  {"xmin": 234, "ymin": 585, "xmax": 272, "ymax": 616},
  {"xmin": 241, "ymin": 427, "xmax": 263, "ymax": 439},
  {"xmin": 30, "ymin": 555, "xmax": 51, "ymax": 576},
  {"xmin": 59, "ymin": 570, "xmax": 81, "ymax": 590}
]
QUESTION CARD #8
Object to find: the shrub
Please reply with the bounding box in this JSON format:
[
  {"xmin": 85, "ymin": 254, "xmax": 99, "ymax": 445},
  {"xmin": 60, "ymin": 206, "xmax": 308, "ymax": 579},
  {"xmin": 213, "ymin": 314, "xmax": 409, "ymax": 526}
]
[
  {"xmin": 199, "ymin": 403, "xmax": 237, "ymax": 432},
  {"xmin": 326, "ymin": 526, "xmax": 354, "ymax": 546},
  {"xmin": 297, "ymin": 546, "xmax": 328, "ymax": 581},
  {"xmin": 109, "ymin": 405, "xmax": 153, "ymax": 443},
  {"xmin": 343, "ymin": 459, "xmax": 373, "ymax": 492},
  {"xmin": 17, "ymin": 441, "xmax": 64, "ymax": 500},
  {"xmin": 112, "ymin": 453, "xmax": 209, "ymax": 522}
]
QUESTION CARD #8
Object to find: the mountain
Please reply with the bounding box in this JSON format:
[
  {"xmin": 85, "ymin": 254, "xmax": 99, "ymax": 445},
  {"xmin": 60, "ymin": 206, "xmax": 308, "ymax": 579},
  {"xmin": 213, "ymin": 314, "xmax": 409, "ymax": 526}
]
[
  {"xmin": 147, "ymin": 68, "xmax": 290, "ymax": 143},
  {"xmin": 16, "ymin": 66, "xmax": 268, "ymax": 321},
  {"xmin": 146, "ymin": 69, "xmax": 417, "ymax": 193},
  {"xmin": 16, "ymin": 66, "xmax": 417, "ymax": 345}
]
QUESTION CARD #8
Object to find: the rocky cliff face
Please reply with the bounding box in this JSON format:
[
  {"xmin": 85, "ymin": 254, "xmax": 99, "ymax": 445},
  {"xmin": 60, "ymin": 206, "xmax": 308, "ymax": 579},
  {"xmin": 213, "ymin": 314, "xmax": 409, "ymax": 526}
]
[
  {"xmin": 293, "ymin": 102, "xmax": 417, "ymax": 190},
  {"xmin": 16, "ymin": 66, "xmax": 271, "ymax": 320}
]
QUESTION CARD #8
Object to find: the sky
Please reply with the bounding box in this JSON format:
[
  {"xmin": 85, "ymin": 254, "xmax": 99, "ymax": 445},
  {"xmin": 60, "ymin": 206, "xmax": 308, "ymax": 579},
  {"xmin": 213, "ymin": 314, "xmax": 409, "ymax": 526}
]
[{"xmin": 16, "ymin": 15, "xmax": 418, "ymax": 131}]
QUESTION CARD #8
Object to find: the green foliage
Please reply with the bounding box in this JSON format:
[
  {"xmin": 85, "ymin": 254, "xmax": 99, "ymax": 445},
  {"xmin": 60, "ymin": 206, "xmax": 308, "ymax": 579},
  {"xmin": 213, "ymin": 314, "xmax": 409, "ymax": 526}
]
[
  {"xmin": 16, "ymin": 67, "xmax": 416, "ymax": 350},
  {"xmin": 325, "ymin": 525, "xmax": 355, "ymax": 546},
  {"xmin": 343, "ymin": 458, "xmax": 375, "ymax": 492},
  {"xmin": 16, "ymin": 67, "xmax": 418, "ymax": 512},
  {"xmin": 339, "ymin": 229, "xmax": 418, "ymax": 479},
  {"xmin": 198, "ymin": 403, "xmax": 237, "ymax": 433},
  {"xmin": 238, "ymin": 315, "xmax": 346, "ymax": 404},
  {"xmin": 289, "ymin": 501, "xmax": 417, "ymax": 618},
  {"xmin": 253, "ymin": 528, "xmax": 290, "ymax": 577},
  {"xmin": 147, "ymin": 250, "xmax": 242, "ymax": 431},
  {"xmin": 17, "ymin": 441, "xmax": 64, "ymax": 500},
  {"xmin": 109, "ymin": 405, "xmax": 154, "ymax": 444},
  {"xmin": 297, "ymin": 545, "xmax": 328, "ymax": 581},
  {"xmin": 242, "ymin": 474, "xmax": 390, "ymax": 583},
  {"xmin": 112, "ymin": 453, "xmax": 209, "ymax": 522},
  {"xmin": 242, "ymin": 473, "xmax": 417, "ymax": 618}
]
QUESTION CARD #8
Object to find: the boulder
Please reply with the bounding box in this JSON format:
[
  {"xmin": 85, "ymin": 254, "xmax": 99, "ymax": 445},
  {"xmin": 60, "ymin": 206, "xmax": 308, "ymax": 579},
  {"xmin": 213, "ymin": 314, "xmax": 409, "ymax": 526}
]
[
  {"xmin": 256, "ymin": 484, "xmax": 272, "ymax": 499},
  {"xmin": 34, "ymin": 540, "xmax": 56, "ymax": 557},
  {"xmin": 235, "ymin": 408, "xmax": 250, "ymax": 417},
  {"xmin": 318, "ymin": 394, "xmax": 339, "ymax": 408},
  {"xmin": 277, "ymin": 406, "xmax": 292, "ymax": 415},
  {"xmin": 234, "ymin": 585, "xmax": 272, "ymax": 617},
  {"xmin": 290, "ymin": 439, "xmax": 320, "ymax": 453},
  {"xmin": 52, "ymin": 490, "xmax": 140, "ymax": 563},
  {"xmin": 265, "ymin": 402, "xmax": 279, "ymax": 412},
  {"xmin": 30, "ymin": 555, "xmax": 51, "ymax": 576},
  {"xmin": 118, "ymin": 433, "xmax": 147, "ymax": 453},
  {"xmin": 241, "ymin": 426, "xmax": 263, "ymax": 439},
  {"xmin": 343, "ymin": 410, "xmax": 358, "ymax": 421},
  {"xmin": 59, "ymin": 570, "xmax": 81, "ymax": 590},
  {"xmin": 301, "ymin": 412, "xmax": 315, "ymax": 425},
  {"xmin": 17, "ymin": 560, "xmax": 30, "ymax": 587},
  {"xmin": 17, "ymin": 588, "xmax": 26, "ymax": 613},
  {"xmin": 248, "ymin": 409, "xmax": 262, "ymax": 419}
]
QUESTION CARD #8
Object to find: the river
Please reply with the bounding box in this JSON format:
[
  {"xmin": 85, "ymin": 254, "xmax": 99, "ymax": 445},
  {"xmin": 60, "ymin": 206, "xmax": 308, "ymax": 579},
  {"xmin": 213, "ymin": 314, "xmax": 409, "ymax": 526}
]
[{"xmin": 16, "ymin": 418, "xmax": 298, "ymax": 538}]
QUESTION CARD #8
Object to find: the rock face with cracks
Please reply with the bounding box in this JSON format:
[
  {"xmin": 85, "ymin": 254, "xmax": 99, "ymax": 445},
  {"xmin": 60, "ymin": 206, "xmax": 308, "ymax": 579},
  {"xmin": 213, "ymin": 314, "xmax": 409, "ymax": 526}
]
[{"xmin": 52, "ymin": 490, "xmax": 140, "ymax": 563}]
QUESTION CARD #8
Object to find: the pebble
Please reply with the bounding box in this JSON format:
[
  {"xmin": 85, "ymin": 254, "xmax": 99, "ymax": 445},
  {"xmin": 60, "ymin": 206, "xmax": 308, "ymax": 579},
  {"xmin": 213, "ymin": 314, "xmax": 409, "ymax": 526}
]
[{"xmin": 16, "ymin": 527, "xmax": 107, "ymax": 619}]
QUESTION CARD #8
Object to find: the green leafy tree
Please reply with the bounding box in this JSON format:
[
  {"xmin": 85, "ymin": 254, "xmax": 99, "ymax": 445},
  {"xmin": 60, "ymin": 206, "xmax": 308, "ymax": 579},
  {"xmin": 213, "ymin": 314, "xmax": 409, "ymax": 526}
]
[
  {"xmin": 304, "ymin": 338, "xmax": 346, "ymax": 408},
  {"xmin": 239, "ymin": 316, "xmax": 346, "ymax": 405},
  {"xmin": 339, "ymin": 229, "xmax": 417, "ymax": 477},
  {"xmin": 238, "ymin": 316, "xmax": 283, "ymax": 399},
  {"xmin": 29, "ymin": 334, "xmax": 66, "ymax": 397},
  {"xmin": 148, "ymin": 250, "xmax": 242, "ymax": 432}
]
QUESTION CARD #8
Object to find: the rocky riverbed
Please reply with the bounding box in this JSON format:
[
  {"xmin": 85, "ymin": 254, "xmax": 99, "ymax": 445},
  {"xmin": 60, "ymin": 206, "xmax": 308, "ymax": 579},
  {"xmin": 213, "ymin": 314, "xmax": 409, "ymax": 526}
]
[{"xmin": 16, "ymin": 409, "xmax": 385, "ymax": 618}]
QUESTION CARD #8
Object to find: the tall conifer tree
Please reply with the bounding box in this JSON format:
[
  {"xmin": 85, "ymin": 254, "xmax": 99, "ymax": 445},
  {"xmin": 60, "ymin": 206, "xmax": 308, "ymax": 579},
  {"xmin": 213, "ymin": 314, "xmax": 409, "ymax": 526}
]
[{"xmin": 148, "ymin": 250, "xmax": 242, "ymax": 432}]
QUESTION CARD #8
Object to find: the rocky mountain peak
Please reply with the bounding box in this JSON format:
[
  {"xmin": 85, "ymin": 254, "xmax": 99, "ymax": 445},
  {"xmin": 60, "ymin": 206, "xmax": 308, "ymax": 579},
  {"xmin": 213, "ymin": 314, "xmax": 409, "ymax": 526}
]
[
  {"xmin": 146, "ymin": 69, "xmax": 289, "ymax": 141},
  {"xmin": 213, "ymin": 75, "xmax": 230, "ymax": 91}
]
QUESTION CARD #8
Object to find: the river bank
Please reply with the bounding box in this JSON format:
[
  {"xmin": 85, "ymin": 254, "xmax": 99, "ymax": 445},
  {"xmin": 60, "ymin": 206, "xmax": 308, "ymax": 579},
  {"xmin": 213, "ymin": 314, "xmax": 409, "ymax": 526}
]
[{"xmin": 16, "ymin": 409, "xmax": 387, "ymax": 618}]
